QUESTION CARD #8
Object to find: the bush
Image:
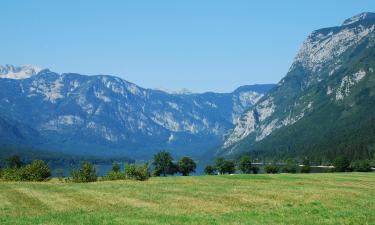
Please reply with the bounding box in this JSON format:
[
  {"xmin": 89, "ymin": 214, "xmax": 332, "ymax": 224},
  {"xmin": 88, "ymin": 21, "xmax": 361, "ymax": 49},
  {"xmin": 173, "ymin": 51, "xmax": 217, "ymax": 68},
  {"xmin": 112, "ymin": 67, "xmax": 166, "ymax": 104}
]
[
  {"xmin": 71, "ymin": 162, "xmax": 97, "ymax": 183},
  {"xmin": 351, "ymin": 160, "xmax": 372, "ymax": 172},
  {"xmin": 333, "ymin": 156, "xmax": 351, "ymax": 172},
  {"xmin": 177, "ymin": 156, "xmax": 196, "ymax": 176},
  {"xmin": 105, "ymin": 171, "xmax": 125, "ymax": 180},
  {"xmin": 1, "ymin": 160, "xmax": 51, "ymax": 181},
  {"xmin": 265, "ymin": 164, "xmax": 279, "ymax": 174},
  {"xmin": 204, "ymin": 165, "xmax": 216, "ymax": 175},
  {"xmin": 104, "ymin": 163, "xmax": 125, "ymax": 180},
  {"xmin": 238, "ymin": 155, "xmax": 252, "ymax": 174},
  {"xmin": 1, "ymin": 168, "xmax": 27, "ymax": 181},
  {"xmin": 125, "ymin": 164, "xmax": 150, "ymax": 181},
  {"xmin": 23, "ymin": 160, "xmax": 51, "ymax": 181}
]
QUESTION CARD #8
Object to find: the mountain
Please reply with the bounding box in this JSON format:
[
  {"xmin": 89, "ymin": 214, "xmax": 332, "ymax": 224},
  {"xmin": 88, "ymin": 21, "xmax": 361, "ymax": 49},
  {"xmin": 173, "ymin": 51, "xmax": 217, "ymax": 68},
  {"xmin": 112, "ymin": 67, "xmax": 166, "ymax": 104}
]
[
  {"xmin": 0, "ymin": 68, "xmax": 274, "ymax": 159},
  {"xmin": 0, "ymin": 64, "xmax": 42, "ymax": 79},
  {"xmin": 219, "ymin": 12, "xmax": 375, "ymax": 163}
]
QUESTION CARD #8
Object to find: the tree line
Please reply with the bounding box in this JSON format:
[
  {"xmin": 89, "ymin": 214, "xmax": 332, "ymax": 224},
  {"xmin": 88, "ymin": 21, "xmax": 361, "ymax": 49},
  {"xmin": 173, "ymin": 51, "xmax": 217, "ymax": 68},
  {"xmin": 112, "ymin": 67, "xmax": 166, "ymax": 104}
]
[{"xmin": 0, "ymin": 152, "xmax": 373, "ymax": 183}]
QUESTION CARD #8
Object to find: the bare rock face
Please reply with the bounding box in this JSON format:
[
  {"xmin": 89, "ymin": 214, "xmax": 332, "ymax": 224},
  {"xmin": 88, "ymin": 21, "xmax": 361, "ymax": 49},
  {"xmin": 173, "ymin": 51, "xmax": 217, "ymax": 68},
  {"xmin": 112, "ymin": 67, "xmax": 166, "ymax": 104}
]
[
  {"xmin": 0, "ymin": 67, "xmax": 274, "ymax": 159},
  {"xmin": 220, "ymin": 13, "xmax": 375, "ymax": 158}
]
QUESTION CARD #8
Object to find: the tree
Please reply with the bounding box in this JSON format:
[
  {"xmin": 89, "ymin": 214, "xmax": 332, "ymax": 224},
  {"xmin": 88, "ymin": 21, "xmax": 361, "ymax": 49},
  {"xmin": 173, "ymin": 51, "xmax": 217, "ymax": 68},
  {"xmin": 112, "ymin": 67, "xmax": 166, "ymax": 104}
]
[
  {"xmin": 215, "ymin": 157, "xmax": 236, "ymax": 174},
  {"xmin": 72, "ymin": 161, "xmax": 97, "ymax": 183},
  {"xmin": 112, "ymin": 163, "xmax": 121, "ymax": 173},
  {"xmin": 265, "ymin": 164, "xmax": 279, "ymax": 174},
  {"xmin": 204, "ymin": 165, "xmax": 215, "ymax": 175},
  {"xmin": 23, "ymin": 160, "xmax": 51, "ymax": 181},
  {"xmin": 177, "ymin": 156, "xmax": 196, "ymax": 176},
  {"xmin": 282, "ymin": 159, "xmax": 297, "ymax": 173},
  {"xmin": 333, "ymin": 156, "xmax": 351, "ymax": 172},
  {"xmin": 238, "ymin": 155, "xmax": 252, "ymax": 174},
  {"xmin": 6, "ymin": 155, "xmax": 23, "ymax": 169},
  {"xmin": 300, "ymin": 157, "xmax": 311, "ymax": 173},
  {"xmin": 350, "ymin": 160, "xmax": 372, "ymax": 172},
  {"xmin": 152, "ymin": 151, "xmax": 175, "ymax": 176},
  {"xmin": 222, "ymin": 160, "xmax": 236, "ymax": 174},
  {"xmin": 215, "ymin": 157, "xmax": 226, "ymax": 174}
]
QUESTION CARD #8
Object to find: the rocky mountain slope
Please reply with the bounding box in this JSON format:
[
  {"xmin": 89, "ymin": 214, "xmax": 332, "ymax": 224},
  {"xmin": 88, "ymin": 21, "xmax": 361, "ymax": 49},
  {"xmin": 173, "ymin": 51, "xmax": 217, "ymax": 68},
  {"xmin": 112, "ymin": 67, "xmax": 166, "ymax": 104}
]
[
  {"xmin": 219, "ymin": 12, "xmax": 375, "ymax": 162},
  {"xmin": 0, "ymin": 67, "xmax": 274, "ymax": 159}
]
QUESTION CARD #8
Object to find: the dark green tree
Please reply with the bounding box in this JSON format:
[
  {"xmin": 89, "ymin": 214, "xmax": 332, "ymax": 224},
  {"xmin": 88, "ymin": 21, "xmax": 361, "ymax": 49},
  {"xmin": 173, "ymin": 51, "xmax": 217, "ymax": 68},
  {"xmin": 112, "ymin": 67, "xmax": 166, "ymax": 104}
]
[
  {"xmin": 333, "ymin": 156, "xmax": 351, "ymax": 172},
  {"xmin": 300, "ymin": 157, "xmax": 311, "ymax": 173},
  {"xmin": 238, "ymin": 155, "xmax": 252, "ymax": 174},
  {"xmin": 177, "ymin": 156, "xmax": 196, "ymax": 176},
  {"xmin": 215, "ymin": 157, "xmax": 236, "ymax": 174},
  {"xmin": 282, "ymin": 159, "xmax": 298, "ymax": 173},
  {"xmin": 265, "ymin": 163, "xmax": 279, "ymax": 174},
  {"xmin": 6, "ymin": 155, "xmax": 23, "ymax": 169},
  {"xmin": 204, "ymin": 165, "xmax": 215, "ymax": 175},
  {"xmin": 152, "ymin": 151, "xmax": 175, "ymax": 176},
  {"xmin": 112, "ymin": 163, "xmax": 121, "ymax": 173},
  {"xmin": 351, "ymin": 160, "xmax": 372, "ymax": 172}
]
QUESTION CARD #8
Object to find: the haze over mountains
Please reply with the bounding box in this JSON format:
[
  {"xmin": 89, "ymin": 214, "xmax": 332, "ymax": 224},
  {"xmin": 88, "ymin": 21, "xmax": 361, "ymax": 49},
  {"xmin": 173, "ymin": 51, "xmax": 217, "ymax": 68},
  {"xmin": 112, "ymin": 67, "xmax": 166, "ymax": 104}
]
[
  {"xmin": 1, "ymin": 12, "xmax": 375, "ymax": 163},
  {"xmin": 0, "ymin": 65, "xmax": 274, "ymax": 159},
  {"xmin": 219, "ymin": 12, "xmax": 375, "ymax": 163}
]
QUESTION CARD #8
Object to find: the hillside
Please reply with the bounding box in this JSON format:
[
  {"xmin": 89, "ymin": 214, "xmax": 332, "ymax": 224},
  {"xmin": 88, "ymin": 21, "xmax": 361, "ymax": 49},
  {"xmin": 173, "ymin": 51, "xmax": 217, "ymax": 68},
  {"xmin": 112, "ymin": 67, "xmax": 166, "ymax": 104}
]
[
  {"xmin": 219, "ymin": 12, "xmax": 375, "ymax": 162},
  {"xmin": 0, "ymin": 67, "xmax": 274, "ymax": 159}
]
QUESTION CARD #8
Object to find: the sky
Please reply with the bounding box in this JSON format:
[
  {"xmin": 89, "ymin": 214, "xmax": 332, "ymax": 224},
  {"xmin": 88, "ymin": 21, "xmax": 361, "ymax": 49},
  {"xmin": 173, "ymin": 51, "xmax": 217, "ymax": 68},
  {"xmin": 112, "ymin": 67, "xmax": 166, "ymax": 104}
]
[{"xmin": 1, "ymin": 1, "xmax": 374, "ymax": 93}]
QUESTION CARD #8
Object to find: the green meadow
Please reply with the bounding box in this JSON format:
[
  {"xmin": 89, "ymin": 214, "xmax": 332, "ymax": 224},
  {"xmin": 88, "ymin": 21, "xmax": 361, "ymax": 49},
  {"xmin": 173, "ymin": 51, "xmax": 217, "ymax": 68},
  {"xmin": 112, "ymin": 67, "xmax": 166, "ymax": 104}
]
[{"xmin": 0, "ymin": 173, "xmax": 374, "ymax": 225}]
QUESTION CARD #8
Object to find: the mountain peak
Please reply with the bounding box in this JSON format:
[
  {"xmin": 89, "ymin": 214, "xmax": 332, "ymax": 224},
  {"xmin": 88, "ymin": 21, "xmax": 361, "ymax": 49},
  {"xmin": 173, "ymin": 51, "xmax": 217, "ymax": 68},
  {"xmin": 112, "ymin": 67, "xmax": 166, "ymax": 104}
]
[
  {"xmin": 0, "ymin": 64, "xmax": 43, "ymax": 79},
  {"xmin": 342, "ymin": 12, "xmax": 375, "ymax": 26}
]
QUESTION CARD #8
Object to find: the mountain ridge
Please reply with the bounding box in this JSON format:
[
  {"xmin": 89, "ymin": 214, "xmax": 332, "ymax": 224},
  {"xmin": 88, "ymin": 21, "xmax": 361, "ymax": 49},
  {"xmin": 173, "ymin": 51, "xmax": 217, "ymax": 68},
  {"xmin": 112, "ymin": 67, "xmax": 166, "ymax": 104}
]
[
  {"xmin": 218, "ymin": 12, "xmax": 375, "ymax": 162},
  {"xmin": 0, "ymin": 67, "xmax": 274, "ymax": 159}
]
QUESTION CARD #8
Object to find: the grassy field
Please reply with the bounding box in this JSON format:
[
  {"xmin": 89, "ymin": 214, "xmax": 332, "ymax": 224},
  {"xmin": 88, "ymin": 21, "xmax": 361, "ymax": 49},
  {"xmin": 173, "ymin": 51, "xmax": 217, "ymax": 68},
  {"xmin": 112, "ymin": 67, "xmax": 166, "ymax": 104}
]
[{"xmin": 0, "ymin": 173, "xmax": 374, "ymax": 225}]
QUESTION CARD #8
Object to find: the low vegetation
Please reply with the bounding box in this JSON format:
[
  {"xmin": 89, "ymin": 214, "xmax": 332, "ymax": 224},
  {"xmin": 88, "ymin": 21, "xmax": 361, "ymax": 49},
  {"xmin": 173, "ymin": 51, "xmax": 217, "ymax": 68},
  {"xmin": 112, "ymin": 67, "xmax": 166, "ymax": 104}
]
[{"xmin": 1, "ymin": 173, "xmax": 375, "ymax": 224}]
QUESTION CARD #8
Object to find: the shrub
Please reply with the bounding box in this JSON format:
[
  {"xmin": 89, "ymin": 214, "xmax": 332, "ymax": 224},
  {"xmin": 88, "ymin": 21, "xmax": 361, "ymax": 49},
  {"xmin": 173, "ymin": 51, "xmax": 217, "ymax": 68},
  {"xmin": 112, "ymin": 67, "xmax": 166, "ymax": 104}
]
[
  {"xmin": 105, "ymin": 163, "xmax": 125, "ymax": 180},
  {"xmin": 351, "ymin": 160, "xmax": 372, "ymax": 172},
  {"xmin": 177, "ymin": 156, "xmax": 196, "ymax": 176},
  {"xmin": 125, "ymin": 164, "xmax": 150, "ymax": 181},
  {"xmin": 204, "ymin": 165, "xmax": 215, "ymax": 175},
  {"xmin": 238, "ymin": 155, "xmax": 252, "ymax": 174},
  {"xmin": 105, "ymin": 171, "xmax": 125, "ymax": 180},
  {"xmin": 71, "ymin": 162, "xmax": 97, "ymax": 183},
  {"xmin": 23, "ymin": 160, "xmax": 51, "ymax": 181},
  {"xmin": 1, "ymin": 168, "xmax": 27, "ymax": 181},
  {"xmin": 1, "ymin": 160, "xmax": 51, "ymax": 181},
  {"xmin": 265, "ymin": 164, "xmax": 279, "ymax": 174},
  {"xmin": 333, "ymin": 156, "xmax": 351, "ymax": 172}
]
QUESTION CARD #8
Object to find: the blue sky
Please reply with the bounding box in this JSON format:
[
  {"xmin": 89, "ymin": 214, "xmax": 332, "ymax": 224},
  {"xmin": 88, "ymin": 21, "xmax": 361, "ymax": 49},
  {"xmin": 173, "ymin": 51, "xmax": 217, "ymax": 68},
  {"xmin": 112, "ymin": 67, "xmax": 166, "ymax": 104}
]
[{"xmin": 1, "ymin": 1, "xmax": 374, "ymax": 92}]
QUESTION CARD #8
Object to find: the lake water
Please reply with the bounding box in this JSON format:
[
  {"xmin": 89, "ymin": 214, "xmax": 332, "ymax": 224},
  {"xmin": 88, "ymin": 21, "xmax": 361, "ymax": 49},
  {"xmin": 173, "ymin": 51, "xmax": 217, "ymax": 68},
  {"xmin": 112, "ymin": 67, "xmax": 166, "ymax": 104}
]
[{"xmin": 50, "ymin": 162, "xmax": 332, "ymax": 177}]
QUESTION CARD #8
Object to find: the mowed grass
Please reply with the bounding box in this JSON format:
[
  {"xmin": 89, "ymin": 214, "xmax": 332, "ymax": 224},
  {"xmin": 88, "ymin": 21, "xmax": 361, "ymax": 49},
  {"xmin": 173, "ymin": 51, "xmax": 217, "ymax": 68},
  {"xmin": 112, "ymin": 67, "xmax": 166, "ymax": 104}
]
[{"xmin": 0, "ymin": 173, "xmax": 374, "ymax": 225}]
